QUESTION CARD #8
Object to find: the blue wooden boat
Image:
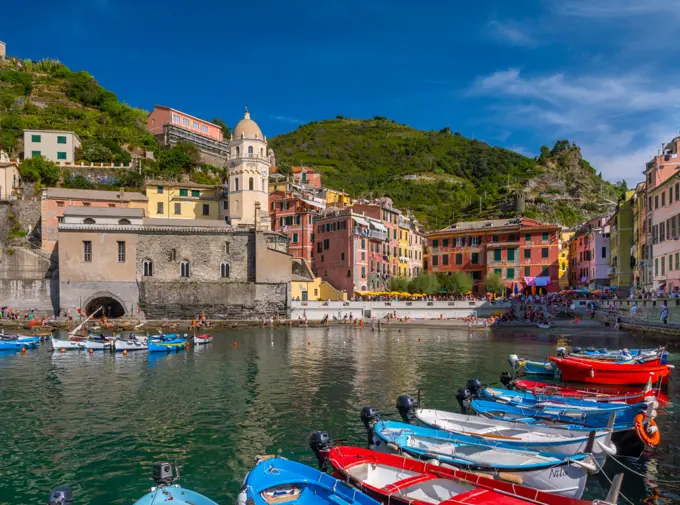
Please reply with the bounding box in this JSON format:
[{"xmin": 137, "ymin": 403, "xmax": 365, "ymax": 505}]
[
  {"xmin": 238, "ymin": 456, "xmax": 380, "ymax": 505},
  {"xmin": 508, "ymin": 354, "xmax": 555, "ymax": 376},
  {"xmin": 133, "ymin": 462, "xmax": 219, "ymax": 505},
  {"xmin": 0, "ymin": 339, "xmax": 37, "ymax": 350},
  {"xmin": 482, "ymin": 387, "xmax": 656, "ymax": 411},
  {"xmin": 148, "ymin": 334, "xmax": 186, "ymax": 352},
  {"xmin": 369, "ymin": 420, "xmax": 596, "ymax": 498}
]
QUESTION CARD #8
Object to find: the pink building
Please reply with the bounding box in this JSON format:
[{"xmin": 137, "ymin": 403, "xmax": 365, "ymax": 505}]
[
  {"xmin": 40, "ymin": 187, "xmax": 148, "ymax": 258},
  {"xmin": 147, "ymin": 106, "xmax": 223, "ymax": 141},
  {"xmin": 569, "ymin": 217, "xmax": 610, "ymax": 288},
  {"xmin": 645, "ymin": 136, "xmax": 680, "ymax": 294}
]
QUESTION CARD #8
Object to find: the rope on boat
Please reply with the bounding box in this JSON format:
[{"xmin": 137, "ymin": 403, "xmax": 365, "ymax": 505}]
[{"xmin": 593, "ymin": 457, "xmax": 636, "ymax": 505}]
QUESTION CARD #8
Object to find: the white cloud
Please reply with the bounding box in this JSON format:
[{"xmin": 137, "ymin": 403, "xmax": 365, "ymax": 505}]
[
  {"xmin": 486, "ymin": 20, "xmax": 537, "ymax": 47},
  {"xmin": 470, "ymin": 68, "xmax": 680, "ymax": 182},
  {"xmin": 269, "ymin": 114, "xmax": 303, "ymax": 124},
  {"xmin": 553, "ymin": 0, "xmax": 680, "ymax": 18}
]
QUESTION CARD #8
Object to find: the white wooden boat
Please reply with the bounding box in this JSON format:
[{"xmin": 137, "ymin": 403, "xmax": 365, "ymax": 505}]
[
  {"xmin": 414, "ymin": 408, "xmax": 615, "ymax": 464},
  {"xmin": 85, "ymin": 337, "xmax": 115, "ymax": 350},
  {"xmin": 114, "ymin": 336, "xmax": 148, "ymax": 352},
  {"xmin": 192, "ymin": 334, "xmax": 213, "ymax": 345},
  {"xmin": 51, "ymin": 337, "xmax": 86, "ymax": 350}
]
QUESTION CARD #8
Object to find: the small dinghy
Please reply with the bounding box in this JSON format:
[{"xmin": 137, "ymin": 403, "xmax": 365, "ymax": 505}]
[
  {"xmin": 508, "ymin": 354, "xmax": 555, "ymax": 376},
  {"xmin": 504, "ymin": 377, "xmax": 660, "ymax": 405},
  {"xmin": 51, "ymin": 336, "xmax": 85, "ymax": 350},
  {"xmin": 114, "ymin": 334, "xmax": 148, "ymax": 352},
  {"xmin": 1, "ymin": 334, "xmax": 41, "ymax": 344},
  {"xmin": 192, "ymin": 334, "xmax": 213, "ymax": 345},
  {"xmin": 0, "ymin": 339, "xmax": 38, "ymax": 350},
  {"xmin": 133, "ymin": 462, "xmax": 219, "ymax": 505},
  {"xmin": 409, "ymin": 406, "xmax": 615, "ymax": 464},
  {"xmin": 148, "ymin": 334, "xmax": 186, "ymax": 352},
  {"xmin": 549, "ymin": 356, "xmax": 672, "ymax": 385},
  {"xmin": 238, "ymin": 455, "xmax": 380, "ymax": 505},
  {"xmin": 364, "ymin": 418, "xmax": 597, "ymax": 498},
  {"xmin": 317, "ymin": 444, "xmax": 622, "ymax": 505}
]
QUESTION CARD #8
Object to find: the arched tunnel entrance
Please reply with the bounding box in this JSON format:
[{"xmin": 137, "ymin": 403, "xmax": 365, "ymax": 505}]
[{"xmin": 85, "ymin": 296, "xmax": 126, "ymax": 318}]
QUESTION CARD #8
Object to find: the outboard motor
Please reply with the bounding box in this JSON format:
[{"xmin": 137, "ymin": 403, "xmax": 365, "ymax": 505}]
[
  {"xmin": 556, "ymin": 346, "xmax": 567, "ymax": 358},
  {"xmin": 152, "ymin": 461, "xmax": 178, "ymax": 486},
  {"xmin": 455, "ymin": 388, "xmax": 472, "ymax": 414},
  {"xmin": 507, "ymin": 354, "xmax": 521, "ymax": 374},
  {"xmin": 572, "ymin": 346, "xmax": 582, "ymax": 354},
  {"xmin": 466, "ymin": 378, "xmax": 483, "ymax": 398},
  {"xmin": 598, "ymin": 348, "xmax": 608, "ymax": 354},
  {"xmin": 309, "ymin": 431, "xmax": 333, "ymax": 471},
  {"xmin": 48, "ymin": 486, "xmax": 73, "ymax": 505},
  {"xmin": 360, "ymin": 407, "xmax": 380, "ymax": 447},
  {"xmin": 586, "ymin": 346, "xmax": 596, "ymax": 353},
  {"xmin": 396, "ymin": 395, "xmax": 418, "ymax": 422},
  {"xmin": 499, "ymin": 372, "xmax": 514, "ymax": 388}
]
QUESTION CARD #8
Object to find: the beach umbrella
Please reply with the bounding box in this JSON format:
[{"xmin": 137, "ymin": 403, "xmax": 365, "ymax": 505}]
[{"xmin": 513, "ymin": 283, "xmax": 519, "ymax": 295}]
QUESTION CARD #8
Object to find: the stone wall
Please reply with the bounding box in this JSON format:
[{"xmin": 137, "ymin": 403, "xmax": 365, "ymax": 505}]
[
  {"xmin": 0, "ymin": 279, "xmax": 58, "ymax": 313},
  {"xmin": 58, "ymin": 280, "xmax": 139, "ymax": 315},
  {"xmin": 139, "ymin": 281, "xmax": 288, "ymax": 319},
  {"xmin": 11, "ymin": 199, "xmax": 41, "ymax": 237}
]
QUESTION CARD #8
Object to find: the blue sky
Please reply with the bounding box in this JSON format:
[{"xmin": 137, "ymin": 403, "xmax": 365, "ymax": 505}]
[{"xmin": 3, "ymin": 0, "xmax": 679, "ymax": 183}]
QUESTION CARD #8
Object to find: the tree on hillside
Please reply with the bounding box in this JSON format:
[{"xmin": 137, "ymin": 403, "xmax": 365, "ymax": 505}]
[
  {"xmin": 212, "ymin": 117, "xmax": 231, "ymax": 137},
  {"xmin": 156, "ymin": 142, "xmax": 201, "ymax": 176},
  {"xmin": 18, "ymin": 156, "xmax": 60, "ymax": 186},
  {"xmin": 484, "ymin": 272, "xmax": 505, "ymax": 296}
]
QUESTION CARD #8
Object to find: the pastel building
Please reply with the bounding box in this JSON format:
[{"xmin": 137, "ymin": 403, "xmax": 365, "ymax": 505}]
[
  {"xmin": 570, "ymin": 217, "xmax": 610, "ymax": 289},
  {"xmin": 558, "ymin": 230, "xmax": 573, "ymax": 289},
  {"xmin": 353, "ymin": 198, "xmax": 401, "ymax": 286},
  {"xmin": 608, "ymin": 190, "xmax": 635, "ymax": 294},
  {"xmin": 648, "ymin": 171, "xmax": 680, "ymax": 294},
  {"xmin": 426, "ymin": 217, "xmax": 561, "ymax": 294},
  {"xmin": 23, "ymin": 130, "xmax": 81, "ymax": 163},
  {"xmin": 632, "ymin": 182, "xmax": 650, "ymax": 291},
  {"xmin": 144, "ymin": 181, "xmax": 224, "ymax": 220},
  {"xmin": 40, "ymin": 187, "xmax": 148, "ymax": 258},
  {"xmin": 147, "ymin": 105, "xmax": 229, "ymax": 165},
  {"xmin": 0, "ymin": 151, "xmax": 21, "ymax": 200}
]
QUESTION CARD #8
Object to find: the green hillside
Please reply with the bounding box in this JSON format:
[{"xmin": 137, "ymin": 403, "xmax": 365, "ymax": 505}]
[{"xmin": 270, "ymin": 118, "xmax": 625, "ymax": 228}]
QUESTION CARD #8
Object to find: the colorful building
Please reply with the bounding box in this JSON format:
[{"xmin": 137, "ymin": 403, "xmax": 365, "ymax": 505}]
[
  {"xmin": 649, "ymin": 171, "xmax": 680, "ymax": 295},
  {"xmin": 608, "ymin": 190, "xmax": 635, "ymax": 294},
  {"xmin": 23, "ymin": 130, "xmax": 81, "ymax": 163},
  {"xmin": 269, "ymin": 190, "xmax": 324, "ymax": 267},
  {"xmin": 632, "ymin": 182, "xmax": 649, "ymax": 291},
  {"xmin": 426, "ymin": 217, "xmax": 561, "ymax": 294},
  {"xmin": 569, "ymin": 217, "xmax": 610, "ymax": 289},
  {"xmin": 558, "ymin": 230, "xmax": 573, "ymax": 289},
  {"xmin": 353, "ymin": 199, "xmax": 401, "ymax": 287},
  {"xmin": 314, "ymin": 208, "xmax": 386, "ymax": 295},
  {"xmin": 409, "ymin": 225, "xmax": 425, "ymax": 278},
  {"xmin": 144, "ymin": 181, "xmax": 223, "ymax": 220},
  {"xmin": 325, "ymin": 188, "xmax": 353, "ymax": 208},
  {"xmin": 146, "ymin": 105, "xmax": 229, "ymax": 165},
  {"xmin": 40, "ymin": 187, "xmax": 148, "ymax": 257},
  {"xmin": 398, "ymin": 216, "xmax": 410, "ymax": 277}
]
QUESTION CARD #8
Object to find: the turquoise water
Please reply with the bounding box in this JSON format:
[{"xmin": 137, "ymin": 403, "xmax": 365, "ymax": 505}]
[{"xmin": 0, "ymin": 327, "xmax": 677, "ymax": 504}]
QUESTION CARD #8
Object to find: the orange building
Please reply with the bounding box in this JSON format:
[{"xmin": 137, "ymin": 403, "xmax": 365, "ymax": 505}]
[{"xmin": 426, "ymin": 217, "xmax": 561, "ymax": 294}]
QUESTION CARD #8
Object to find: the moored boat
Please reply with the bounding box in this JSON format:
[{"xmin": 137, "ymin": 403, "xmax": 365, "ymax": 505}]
[
  {"xmin": 148, "ymin": 334, "xmax": 186, "ymax": 352},
  {"xmin": 318, "ymin": 445, "xmax": 622, "ymax": 505},
  {"xmin": 505, "ymin": 377, "xmax": 660, "ymax": 404},
  {"xmin": 364, "ymin": 418, "xmax": 597, "ymax": 498},
  {"xmin": 508, "ymin": 354, "xmax": 555, "ymax": 376},
  {"xmin": 549, "ymin": 356, "xmax": 672, "ymax": 385},
  {"xmin": 85, "ymin": 335, "xmax": 115, "ymax": 350},
  {"xmin": 0, "ymin": 339, "xmax": 38, "ymax": 350},
  {"xmin": 50, "ymin": 336, "xmax": 86, "ymax": 350},
  {"xmin": 238, "ymin": 455, "xmax": 380, "ymax": 505},
  {"xmin": 114, "ymin": 334, "xmax": 148, "ymax": 352},
  {"xmin": 132, "ymin": 462, "xmax": 219, "ymax": 505},
  {"xmin": 192, "ymin": 334, "xmax": 213, "ymax": 345}
]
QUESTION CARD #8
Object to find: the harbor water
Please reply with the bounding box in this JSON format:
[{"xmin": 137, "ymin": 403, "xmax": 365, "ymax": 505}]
[{"xmin": 0, "ymin": 326, "xmax": 678, "ymax": 504}]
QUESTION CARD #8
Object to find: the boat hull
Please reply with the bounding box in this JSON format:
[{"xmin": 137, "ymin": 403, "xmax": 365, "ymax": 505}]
[
  {"xmin": 148, "ymin": 338, "xmax": 186, "ymax": 352},
  {"xmin": 0, "ymin": 340, "xmax": 37, "ymax": 350},
  {"xmin": 50, "ymin": 337, "xmax": 85, "ymax": 350},
  {"xmin": 550, "ymin": 356, "xmax": 671, "ymax": 385},
  {"xmin": 114, "ymin": 338, "xmax": 148, "ymax": 351},
  {"xmin": 522, "ymin": 360, "xmax": 555, "ymax": 376},
  {"xmin": 510, "ymin": 379, "xmax": 657, "ymax": 404},
  {"xmin": 192, "ymin": 334, "xmax": 213, "ymax": 345},
  {"xmin": 133, "ymin": 484, "xmax": 218, "ymax": 505},
  {"xmin": 85, "ymin": 339, "xmax": 113, "ymax": 350}
]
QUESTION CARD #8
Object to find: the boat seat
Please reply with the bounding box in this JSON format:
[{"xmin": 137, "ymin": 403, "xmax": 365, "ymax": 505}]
[
  {"xmin": 382, "ymin": 473, "xmax": 438, "ymax": 494},
  {"xmin": 261, "ymin": 485, "xmax": 301, "ymax": 504}
]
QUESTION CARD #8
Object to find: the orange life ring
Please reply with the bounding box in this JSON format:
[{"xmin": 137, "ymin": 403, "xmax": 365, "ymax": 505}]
[{"xmin": 634, "ymin": 412, "xmax": 660, "ymax": 446}]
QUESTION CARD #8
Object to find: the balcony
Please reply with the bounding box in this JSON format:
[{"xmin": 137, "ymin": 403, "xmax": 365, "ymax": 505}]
[{"xmin": 370, "ymin": 230, "xmax": 387, "ymax": 241}]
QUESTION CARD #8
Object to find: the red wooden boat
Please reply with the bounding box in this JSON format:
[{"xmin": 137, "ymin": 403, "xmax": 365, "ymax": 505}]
[
  {"xmin": 549, "ymin": 356, "xmax": 671, "ymax": 385},
  {"xmin": 326, "ymin": 446, "xmax": 620, "ymax": 505},
  {"xmin": 510, "ymin": 378, "xmax": 659, "ymax": 404}
]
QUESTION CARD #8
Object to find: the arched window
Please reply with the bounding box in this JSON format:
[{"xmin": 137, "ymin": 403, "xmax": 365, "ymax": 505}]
[
  {"xmin": 83, "ymin": 218, "xmax": 96, "ymax": 224},
  {"xmin": 234, "ymin": 178, "xmax": 239, "ymax": 191},
  {"xmin": 248, "ymin": 146, "xmax": 253, "ymax": 154},
  {"xmin": 220, "ymin": 262, "xmax": 230, "ymax": 278},
  {"xmin": 235, "ymin": 146, "xmax": 240, "ymax": 155},
  {"xmin": 143, "ymin": 259, "xmax": 153, "ymax": 277},
  {"xmin": 180, "ymin": 260, "xmax": 190, "ymax": 278},
  {"xmin": 260, "ymin": 148, "xmax": 264, "ymax": 155},
  {"xmin": 249, "ymin": 177, "xmax": 254, "ymax": 190},
  {"xmin": 119, "ymin": 218, "xmax": 131, "ymax": 225}
]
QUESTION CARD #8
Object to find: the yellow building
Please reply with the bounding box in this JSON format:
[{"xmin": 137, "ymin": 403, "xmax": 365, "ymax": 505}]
[
  {"xmin": 559, "ymin": 230, "xmax": 574, "ymax": 289},
  {"xmin": 398, "ymin": 217, "xmax": 410, "ymax": 277},
  {"xmin": 291, "ymin": 277, "xmax": 347, "ymax": 301},
  {"xmin": 325, "ymin": 188, "xmax": 353, "ymax": 207},
  {"xmin": 145, "ymin": 180, "xmax": 223, "ymax": 220}
]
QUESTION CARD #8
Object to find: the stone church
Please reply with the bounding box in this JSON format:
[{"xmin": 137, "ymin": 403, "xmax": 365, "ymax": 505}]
[{"xmin": 57, "ymin": 111, "xmax": 309, "ymax": 319}]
